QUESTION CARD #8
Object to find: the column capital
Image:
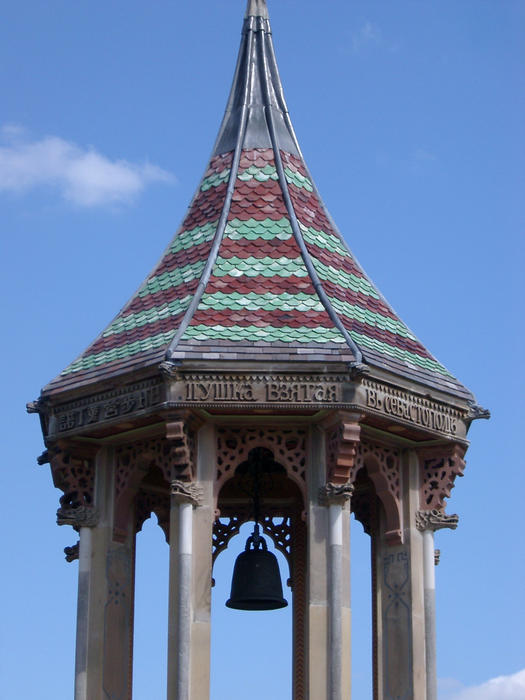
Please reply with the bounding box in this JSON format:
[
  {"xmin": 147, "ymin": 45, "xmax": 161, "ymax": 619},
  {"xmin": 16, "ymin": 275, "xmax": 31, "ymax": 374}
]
[
  {"xmin": 319, "ymin": 482, "xmax": 354, "ymax": 506},
  {"xmin": 171, "ymin": 479, "xmax": 203, "ymax": 506},
  {"xmin": 415, "ymin": 509, "xmax": 459, "ymax": 532}
]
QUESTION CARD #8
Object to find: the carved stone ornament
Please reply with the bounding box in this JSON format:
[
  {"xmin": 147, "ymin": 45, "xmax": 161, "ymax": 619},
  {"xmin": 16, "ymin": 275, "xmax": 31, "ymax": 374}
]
[
  {"xmin": 171, "ymin": 480, "xmax": 203, "ymax": 506},
  {"xmin": 26, "ymin": 398, "xmax": 47, "ymax": 414},
  {"xmin": 159, "ymin": 360, "xmax": 180, "ymax": 378},
  {"xmin": 418, "ymin": 444, "xmax": 466, "ymax": 511},
  {"xmin": 467, "ymin": 402, "xmax": 491, "ymax": 421},
  {"xmin": 415, "ymin": 509, "xmax": 459, "ymax": 532},
  {"xmin": 48, "ymin": 445, "xmax": 97, "ymax": 513},
  {"xmin": 64, "ymin": 542, "xmax": 80, "ymax": 563},
  {"xmin": 325, "ymin": 415, "xmax": 362, "ymax": 484},
  {"xmin": 37, "ymin": 450, "xmax": 50, "ymax": 466},
  {"xmin": 349, "ymin": 362, "xmax": 370, "ymax": 379},
  {"xmin": 319, "ymin": 482, "xmax": 354, "ymax": 505},
  {"xmin": 57, "ymin": 505, "xmax": 100, "ymax": 528}
]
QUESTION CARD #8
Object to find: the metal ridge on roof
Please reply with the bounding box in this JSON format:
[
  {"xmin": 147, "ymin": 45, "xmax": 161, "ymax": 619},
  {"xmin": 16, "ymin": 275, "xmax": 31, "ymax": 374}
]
[{"xmin": 245, "ymin": 0, "xmax": 269, "ymax": 20}]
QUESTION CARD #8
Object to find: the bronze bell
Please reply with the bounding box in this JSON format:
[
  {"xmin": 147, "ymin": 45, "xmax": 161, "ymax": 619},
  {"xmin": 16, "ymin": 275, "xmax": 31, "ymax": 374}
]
[{"xmin": 226, "ymin": 534, "xmax": 288, "ymax": 611}]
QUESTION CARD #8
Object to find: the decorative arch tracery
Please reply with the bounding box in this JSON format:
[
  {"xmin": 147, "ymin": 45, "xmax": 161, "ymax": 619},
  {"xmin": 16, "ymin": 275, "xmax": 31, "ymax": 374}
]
[
  {"xmin": 214, "ymin": 427, "xmax": 307, "ymax": 584},
  {"xmin": 215, "ymin": 426, "xmax": 307, "ymax": 499},
  {"xmin": 325, "ymin": 417, "xmax": 403, "ymax": 545},
  {"xmin": 417, "ymin": 444, "xmax": 466, "ymax": 511},
  {"xmin": 113, "ymin": 425, "xmax": 195, "ymax": 542},
  {"xmin": 357, "ymin": 441, "xmax": 402, "ymax": 545}
]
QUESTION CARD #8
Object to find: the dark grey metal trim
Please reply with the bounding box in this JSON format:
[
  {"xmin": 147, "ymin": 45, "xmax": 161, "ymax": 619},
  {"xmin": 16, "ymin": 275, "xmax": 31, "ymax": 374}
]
[
  {"xmin": 245, "ymin": 0, "xmax": 269, "ymax": 19},
  {"xmin": 165, "ymin": 24, "xmax": 256, "ymax": 360},
  {"xmin": 258, "ymin": 26, "xmax": 364, "ymax": 366}
]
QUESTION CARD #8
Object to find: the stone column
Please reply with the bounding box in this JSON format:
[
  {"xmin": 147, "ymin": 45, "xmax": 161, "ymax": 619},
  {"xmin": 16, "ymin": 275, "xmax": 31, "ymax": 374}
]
[
  {"xmin": 306, "ymin": 426, "xmax": 329, "ymax": 700},
  {"xmin": 189, "ymin": 424, "xmax": 215, "ymax": 698},
  {"xmin": 67, "ymin": 447, "xmax": 135, "ymax": 700},
  {"xmin": 307, "ymin": 426, "xmax": 353, "ymax": 700},
  {"xmin": 167, "ymin": 480, "xmax": 203, "ymax": 700},
  {"xmin": 416, "ymin": 509, "xmax": 459, "ymax": 700},
  {"xmin": 373, "ymin": 449, "xmax": 426, "ymax": 700},
  {"xmin": 74, "ymin": 524, "xmax": 94, "ymax": 700},
  {"xmin": 320, "ymin": 484, "xmax": 353, "ymax": 700}
]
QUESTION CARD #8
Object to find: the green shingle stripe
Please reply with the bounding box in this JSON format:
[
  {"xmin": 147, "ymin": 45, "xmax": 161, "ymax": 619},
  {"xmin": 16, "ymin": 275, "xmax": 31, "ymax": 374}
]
[
  {"xmin": 62, "ymin": 331, "xmax": 176, "ymax": 375},
  {"xmin": 200, "ymin": 169, "xmax": 231, "ymax": 191},
  {"xmin": 199, "ymin": 291, "xmax": 325, "ymax": 312},
  {"xmin": 329, "ymin": 297, "xmax": 417, "ymax": 340},
  {"xmin": 225, "ymin": 217, "xmax": 349, "ymax": 257},
  {"xmin": 236, "ymin": 164, "xmax": 313, "ymax": 191},
  {"xmin": 313, "ymin": 259, "xmax": 380, "ymax": 298},
  {"xmin": 298, "ymin": 222, "xmax": 349, "ymax": 258},
  {"xmin": 169, "ymin": 221, "xmax": 218, "ymax": 253},
  {"xmin": 349, "ymin": 331, "xmax": 452, "ymax": 377},
  {"xmin": 102, "ymin": 296, "xmax": 193, "ymax": 337},
  {"xmin": 138, "ymin": 261, "xmax": 207, "ymax": 298},
  {"xmin": 284, "ymin": 168, "xmax": 313, "ymax": 192},
  {"xmin": 225, "ymin": 218, "xmax": 293, "ymax": 240},
  {"xmin": 238, "ymin": 164, "xmax": 279, "ymax": 182},
  {"xmin": 182, "ymin": 324, "xmax": 347, "ymax": 344},
  {"xmin": 213, "ymin": 256, "xmax": 309, "ymax": 278}
]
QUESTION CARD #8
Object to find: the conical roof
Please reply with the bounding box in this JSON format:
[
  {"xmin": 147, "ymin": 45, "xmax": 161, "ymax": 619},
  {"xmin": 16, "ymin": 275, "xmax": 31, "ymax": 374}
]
[{"xmin": 43, "ymin": 0, "xmax": 472, "ymax": 401}]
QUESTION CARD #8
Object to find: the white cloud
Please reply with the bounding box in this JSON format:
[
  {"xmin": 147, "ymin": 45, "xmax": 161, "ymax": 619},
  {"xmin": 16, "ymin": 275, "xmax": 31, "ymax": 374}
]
[
  {"xmin": 439, "ymin": 669, "xmax": 525, "ymax": 700},
  {"xmin": 0, "ymin": 125, "xmax": 175, "ymax": 207},
  {"xmin": 351, "ymin": 21, "xmax": 382, "ymax": 53}
]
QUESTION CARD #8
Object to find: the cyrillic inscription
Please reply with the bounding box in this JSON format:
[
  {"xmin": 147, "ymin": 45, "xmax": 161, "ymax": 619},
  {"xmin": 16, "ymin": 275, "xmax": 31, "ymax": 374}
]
[
  {"xmin": 182, "ymin": 377, "xmax": 342, "ymax": 405},
  {"xmin": 365, "ymin": 384, "xmax": 460, "ymax": 435},
  {"xmin": 53, "ymin": 379, "xmax": 164, "ymax": 434}
]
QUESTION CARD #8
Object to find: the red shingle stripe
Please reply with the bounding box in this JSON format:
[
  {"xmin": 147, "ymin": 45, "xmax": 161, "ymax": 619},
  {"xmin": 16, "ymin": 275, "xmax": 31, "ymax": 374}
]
[
  {"xmin": 239, "ymin": 149, "xmax": 274, "ymax": 169},
  {"xmin": 181, "ymin": 183, "xmax": 228, "ymax": 229},
  {"xmin": 301, "ymin": 238, "xmax": 366, "ymax": 279},
  {"xmin": 117, "ymin": 279, "xmax": 200, "ymax": 315},
  {"xmin": 204, "ymin": 152, "xmax": 233, "ymax": 177},
  {"xmin": 188, "ymin": 308, "xmax": 336, "ymax": 330},
  {"xmin": 217, "ymin": 238, "xmax": 302, "ymax": 259},
  {"xmin": 281, "ymin": 151, "xmax": 309, "ymax": 178},
  {"xmin": 339, "ymin": 315, "xmax": 433, "ymax": 359},
  {"xmin": 321, "ymin": 281, "xmax": 402, "ymax": 322},
  {"xmin": 204, "ymin": 275, "xmax": 317, "ymax": 294},
  {"xmin": 289, "ymin": 184, "xmax": 334, "ymax": 232},
  {"xmin": 229, "ymin": 197, "xmax": 288, "ymax": 219},
  {"xmin": 151, "ymin": 239, "xmax": 214, "ymax": 277}
]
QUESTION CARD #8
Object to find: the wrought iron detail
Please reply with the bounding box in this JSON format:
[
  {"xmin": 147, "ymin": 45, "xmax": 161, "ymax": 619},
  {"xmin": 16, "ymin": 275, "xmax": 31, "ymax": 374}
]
[{"xmin": 212, "ymin": 516, "xmax": 243, "ymax": 563}]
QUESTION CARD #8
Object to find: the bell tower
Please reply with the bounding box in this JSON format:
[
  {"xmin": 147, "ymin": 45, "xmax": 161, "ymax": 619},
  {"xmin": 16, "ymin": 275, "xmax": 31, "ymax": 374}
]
[{"xmin": 29, "ymin": 1, "xmax": 488, "ymax": 699}]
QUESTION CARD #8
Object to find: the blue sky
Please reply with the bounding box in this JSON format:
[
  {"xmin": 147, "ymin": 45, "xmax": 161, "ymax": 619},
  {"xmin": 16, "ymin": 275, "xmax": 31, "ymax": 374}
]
[{"xmin": 1, "ymin": 1, "xmax": 523, "ymax": 698}]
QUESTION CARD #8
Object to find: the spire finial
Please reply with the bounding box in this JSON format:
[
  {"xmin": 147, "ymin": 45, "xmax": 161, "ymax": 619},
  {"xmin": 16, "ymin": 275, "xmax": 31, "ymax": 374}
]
[{"xmin": 245, "ymin": 0, "xmax": 269, "ymax": 19}]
